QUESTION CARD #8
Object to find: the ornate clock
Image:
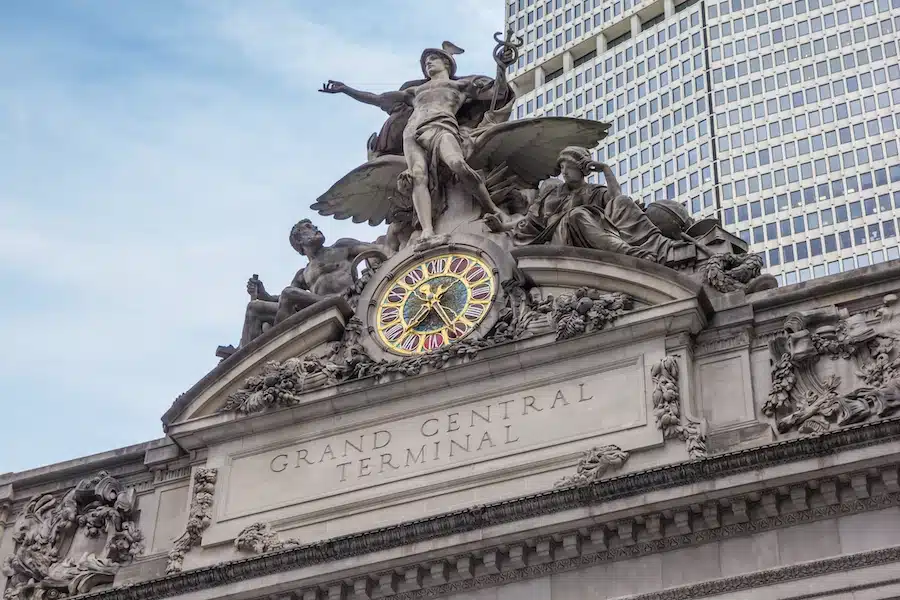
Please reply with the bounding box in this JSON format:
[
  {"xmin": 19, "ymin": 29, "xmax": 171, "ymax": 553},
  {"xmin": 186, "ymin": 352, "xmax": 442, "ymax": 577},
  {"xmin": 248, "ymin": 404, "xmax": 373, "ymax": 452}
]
[{"xmin": 375, "ymin": 252, "xmax": 496, "ymax": 355}]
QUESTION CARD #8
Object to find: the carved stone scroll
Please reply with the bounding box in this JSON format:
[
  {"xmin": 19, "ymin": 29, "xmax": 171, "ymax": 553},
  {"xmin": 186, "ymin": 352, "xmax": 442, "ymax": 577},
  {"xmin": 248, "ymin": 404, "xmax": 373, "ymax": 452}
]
[{"xmin": 165, "ymin": 468, "xmax": 217, "ymax": 574}]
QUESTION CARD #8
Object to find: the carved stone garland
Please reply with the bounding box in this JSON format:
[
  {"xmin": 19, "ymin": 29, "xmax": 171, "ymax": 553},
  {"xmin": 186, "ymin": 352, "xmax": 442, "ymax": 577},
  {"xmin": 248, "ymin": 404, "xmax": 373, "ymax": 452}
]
[
  {"xmin": 763, "ymin": 295, "xmax": 900, "ymax": 435},
  {"xmin": 651, "ymin": 356, "xmax": 707, "ymax": 458},
  {"xmin": 222, "ymin": 283, "xmax": 634, "ymax": 415},
  {"xmin": 701, "ymin": 253, "xmax": 764, "ymax": 293},
  {"xmin": 2, "ymin": 472, "xmax": 144, "ymax": 600},
  {"xmin": 555, "ymin": 445, "xmax": 630, "ymax": 487},
  {"xmin": 165, "ymin": 468, "xmax": 217, "ymax": 574},
  {"xmin": 551, "ymin": 288, "xmax": 632, "ymax": 341}
]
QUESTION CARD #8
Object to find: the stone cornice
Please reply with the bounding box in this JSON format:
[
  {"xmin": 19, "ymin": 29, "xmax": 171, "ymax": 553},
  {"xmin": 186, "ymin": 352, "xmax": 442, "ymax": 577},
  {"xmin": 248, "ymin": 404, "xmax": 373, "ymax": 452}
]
[
  {"xmin": 74, "ymin": 416, "xmax": 900, "ymax": 600},
  {"xmin": 589, "ymin": 546, "xmax": 900, "ymax": 600},
  {"xmin": 0, "ymin": 439, "xmax": 170, "ymax": 500},
  {"xmin": 376, "ymin": 495, "xmax": 900, "ymax": 600},
  {"xmin": 748, "ymin": 260, "xmax": 900, "ymax": 312}
]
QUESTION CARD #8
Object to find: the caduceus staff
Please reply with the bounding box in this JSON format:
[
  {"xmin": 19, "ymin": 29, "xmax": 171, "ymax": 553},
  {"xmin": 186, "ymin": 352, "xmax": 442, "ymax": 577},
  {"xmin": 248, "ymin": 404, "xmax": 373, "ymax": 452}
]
[{"xmin": 490, "ymin": 29, "xmax": 524, "ymax": 112}]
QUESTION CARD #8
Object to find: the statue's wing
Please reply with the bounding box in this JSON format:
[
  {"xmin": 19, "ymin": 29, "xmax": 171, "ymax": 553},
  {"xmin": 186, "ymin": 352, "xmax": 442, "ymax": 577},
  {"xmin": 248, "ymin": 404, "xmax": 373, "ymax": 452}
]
[
  {"xmin": 468, "ymin": 118, "xmax": 612, "ymax": 186},
  {"xmin": 310, "ymin": 155, "xmax": 407, "ymax": 226}
]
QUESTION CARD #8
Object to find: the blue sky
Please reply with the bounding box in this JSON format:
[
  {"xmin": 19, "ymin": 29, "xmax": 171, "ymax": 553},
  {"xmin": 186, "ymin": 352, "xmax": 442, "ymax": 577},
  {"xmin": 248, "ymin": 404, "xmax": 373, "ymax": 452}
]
[{"xmin": 0, "ymin": 0, "xmax": 504, "ymax": 473}]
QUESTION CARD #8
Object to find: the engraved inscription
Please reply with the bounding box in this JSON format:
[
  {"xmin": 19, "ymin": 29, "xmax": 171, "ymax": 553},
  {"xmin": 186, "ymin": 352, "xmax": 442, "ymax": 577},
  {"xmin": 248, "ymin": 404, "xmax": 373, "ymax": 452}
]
[
  {"xmin": 224, "ymin": 360, "xmax": 646, "ymax": 516},
  {"xmin": 266, "ymin": 385, "xmax": 592, "ymax": 482}
]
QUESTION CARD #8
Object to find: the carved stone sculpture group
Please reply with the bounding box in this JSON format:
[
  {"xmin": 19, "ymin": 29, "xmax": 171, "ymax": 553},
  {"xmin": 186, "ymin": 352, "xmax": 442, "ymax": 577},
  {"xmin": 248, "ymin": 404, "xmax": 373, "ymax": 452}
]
[
  {"xmin": 2, "ymin": 472, "xmax": 144, "ymax": 600},
  {"xmin": 763, "ymin": 295, "xmax": 900, "ymax": 435},
  {"xmin": 221, "ymin": 36, "xmax": 772, "ymax": 356}
]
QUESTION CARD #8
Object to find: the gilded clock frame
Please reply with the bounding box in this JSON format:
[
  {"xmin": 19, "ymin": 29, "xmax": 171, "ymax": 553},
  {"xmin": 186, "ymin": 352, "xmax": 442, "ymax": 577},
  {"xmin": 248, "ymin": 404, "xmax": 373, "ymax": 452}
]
[{"xmin": 374, "ymin": 252, "xmax": 496, "ymax": 355}]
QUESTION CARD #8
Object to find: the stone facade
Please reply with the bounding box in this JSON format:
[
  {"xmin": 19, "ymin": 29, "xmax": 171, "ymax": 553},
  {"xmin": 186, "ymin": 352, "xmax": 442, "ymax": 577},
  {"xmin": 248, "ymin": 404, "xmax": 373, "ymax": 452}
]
[
  {"xmin": 5, "ymin": 27, "xmax": 900, "ymax": 600},
  {"xmin": 3, "ymin": 259, "xmax": 900, "ymax": 600}
]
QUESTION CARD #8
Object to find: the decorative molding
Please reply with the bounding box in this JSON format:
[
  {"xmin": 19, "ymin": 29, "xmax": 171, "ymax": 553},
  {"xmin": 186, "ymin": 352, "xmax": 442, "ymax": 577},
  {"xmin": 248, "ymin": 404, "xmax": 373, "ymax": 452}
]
[
  {"xmin": 234, "ymin": 523, "xmax": 300, "ymax": 555},
  {"xmin": 74, "ymin": 417, "xmax": 900, "ymax": 600},
  {"xmin": 164, "ymin": 468, "xmax": 217, "ymax": 574},
  {"xmin": 652, "ymin": 356, "xmax": 707, "ymax": 458},
  {"xmin": 152, "ymin": 467, "xmax": 191, "ymax": 485},
  {"xmin": 555, "ymin": 445, "xmax": 629, "ymax": 487},
  {"xmin": 2, "ymin": 471, "xmax": 143, "ymax": 600},
  {"xmin": 693, "ymin": 329, "xmax": 751, "ymax": 357},
  {"xmin": 221, "ymin": 285, "xmax": 632, "ymax": 416},
  {"xmin": 307, "ymin": 471, "xmax": 900, "ymax": 600}
]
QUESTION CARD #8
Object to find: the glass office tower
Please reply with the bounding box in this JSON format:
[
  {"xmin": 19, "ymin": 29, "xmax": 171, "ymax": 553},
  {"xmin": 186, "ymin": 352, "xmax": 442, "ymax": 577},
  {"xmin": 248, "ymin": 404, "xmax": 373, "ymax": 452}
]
[{"xmin": 505, "ymin": 0, "xmax": 900, "ymax": 285}]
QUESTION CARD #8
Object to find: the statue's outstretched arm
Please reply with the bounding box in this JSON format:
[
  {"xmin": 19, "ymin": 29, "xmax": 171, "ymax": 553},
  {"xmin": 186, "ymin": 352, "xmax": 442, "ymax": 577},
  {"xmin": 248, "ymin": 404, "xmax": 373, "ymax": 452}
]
[{"xmin": 320, "ymin": 81, "xmax": 410, "ymax": 111}]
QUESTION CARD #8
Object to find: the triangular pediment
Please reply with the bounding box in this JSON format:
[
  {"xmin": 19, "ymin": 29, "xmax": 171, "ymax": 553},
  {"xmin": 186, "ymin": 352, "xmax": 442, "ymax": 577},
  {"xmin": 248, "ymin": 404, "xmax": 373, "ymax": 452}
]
[
  {"xmin": 162, "ymin": 297, "xmax": 353, "ymax": 429},
  {"xmin": 162, "ymin": 246, "xmax": 711, "ymax": 446}
]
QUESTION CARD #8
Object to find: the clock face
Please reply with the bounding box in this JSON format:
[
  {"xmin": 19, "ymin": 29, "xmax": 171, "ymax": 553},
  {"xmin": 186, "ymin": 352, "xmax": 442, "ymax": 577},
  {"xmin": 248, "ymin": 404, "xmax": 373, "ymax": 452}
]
[{"xmin": 376, "ymin": 253, "xmax": 496, "ymax": 355}]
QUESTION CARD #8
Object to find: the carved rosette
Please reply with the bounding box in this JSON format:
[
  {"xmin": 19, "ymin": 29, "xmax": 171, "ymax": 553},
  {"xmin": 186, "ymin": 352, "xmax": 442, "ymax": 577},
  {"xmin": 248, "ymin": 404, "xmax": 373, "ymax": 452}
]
[
  {"xmin": 165, "ymin": 468, "xmax": 217, "ymax": 574},
  {"xmin": 652, "ymin": 356, "xmax": 707, "ymax": 458},
  {"xmin": 1, "ymin": 471, "xmax": 144, "ymax": 600},
  {"xmin": 555, "ymin": 445, "xmax": 630, "ymax": 487},
  {"xmin": 763, "ymin": 296, "xmax": 900, "ymax": 435}
]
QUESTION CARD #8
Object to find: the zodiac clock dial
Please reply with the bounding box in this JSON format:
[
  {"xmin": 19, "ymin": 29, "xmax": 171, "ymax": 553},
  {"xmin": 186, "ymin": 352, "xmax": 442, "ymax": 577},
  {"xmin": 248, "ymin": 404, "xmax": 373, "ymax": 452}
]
[{"xmin": 376, "ymin": 253, "xmax": 496, "ymax": 355}]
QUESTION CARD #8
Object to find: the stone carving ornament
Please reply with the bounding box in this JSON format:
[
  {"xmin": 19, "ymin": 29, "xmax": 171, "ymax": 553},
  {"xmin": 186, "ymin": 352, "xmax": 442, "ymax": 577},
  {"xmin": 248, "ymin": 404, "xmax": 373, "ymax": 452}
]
[
  {"xmin": 652, "ymin": 356, "xmax": 707, "ymax": 458},
  {"xmin": 2, "ymin": 472, "xmax": 144, "ymax": 600},
  {"xmin": 549, "ymin": 287, "xmax": 632, "ymax": 341},
  {"xmin": 165, "ymin": 468, "xmax": 217, "ymax": 574},
  {"xmin": 234, "ymin": 523, "xmax": 300, "ymax": 555},
  {"xmin": 221, "ymin": 281, "xmax": 634, "ymax": 415},
  {"xmin": 763, "ymin": 295, "xmax": 900, "ymax": 435},
  {"xmin": 555, "ymin": 445, "xmax": 630, "ymax": 487}
]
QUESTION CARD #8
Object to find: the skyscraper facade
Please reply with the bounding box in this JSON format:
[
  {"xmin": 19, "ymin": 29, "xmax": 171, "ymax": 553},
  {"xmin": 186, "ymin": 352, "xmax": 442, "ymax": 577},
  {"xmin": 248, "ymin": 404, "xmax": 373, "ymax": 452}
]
[{"xmin": 505, "ymin": 0, "xmax": 900, "ymax": 285}]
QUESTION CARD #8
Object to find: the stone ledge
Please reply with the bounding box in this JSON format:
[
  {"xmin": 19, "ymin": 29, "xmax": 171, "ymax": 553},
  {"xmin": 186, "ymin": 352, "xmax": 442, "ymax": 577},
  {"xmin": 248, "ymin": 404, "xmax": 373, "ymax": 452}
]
[
  {"xmin": 72, "ymin": 416, "xmax": 900, "ymax": 600},
  {"xmin": 298, "ymin": 466, "xmax": 900, "ymax": 599},
  {"xmin": 0, "ymin": 438, "xmax": 171, "ymax": 493}
]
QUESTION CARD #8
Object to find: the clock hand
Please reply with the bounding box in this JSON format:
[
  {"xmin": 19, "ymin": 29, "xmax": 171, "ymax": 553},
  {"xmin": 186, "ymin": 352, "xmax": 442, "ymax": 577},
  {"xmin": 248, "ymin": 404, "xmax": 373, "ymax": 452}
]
[
  {"xmin": 435, "ymin": 282, "xmax": 452, "ymax": 300},
  {"xmin": 414, "ymin": 283, "xmax": 434, "ymax": 302},
  {"xmin": 404, "ymin": 304, "xmax": 432, "ymax": 333},
  {"xmin": 432, "ymin": 301, "xmax": 456, "ymax": 326}
]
